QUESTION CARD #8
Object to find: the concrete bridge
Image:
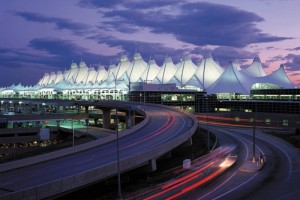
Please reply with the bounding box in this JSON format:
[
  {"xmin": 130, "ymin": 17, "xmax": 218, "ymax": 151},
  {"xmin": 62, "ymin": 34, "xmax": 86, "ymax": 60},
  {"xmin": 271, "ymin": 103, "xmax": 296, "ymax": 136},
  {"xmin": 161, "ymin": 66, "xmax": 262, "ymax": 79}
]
[{"xmin": 0, "ymin": 99, "xmax": 197, "ymax": 199}]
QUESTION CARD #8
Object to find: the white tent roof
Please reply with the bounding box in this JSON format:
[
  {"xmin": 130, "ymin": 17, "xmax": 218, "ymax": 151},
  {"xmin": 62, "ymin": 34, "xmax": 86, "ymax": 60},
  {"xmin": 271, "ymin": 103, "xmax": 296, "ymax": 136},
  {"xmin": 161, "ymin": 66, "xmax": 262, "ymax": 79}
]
[
  {"xmin": 66, "ymin": 62, "xmax": 79, "ymax": 82},
  {"xmin": 75, "ymin": 61, "xmax": 89, "ymax": 84},
  {"xmin": 174, "ymin": 55, "xmax": 197, "ymax": 86},
  {"xmin": 114, "ymin": 55, "xmax": 131, "ymax": 80},
  {"xmin": 95, "ymin": 65, "xmax": 108, "ymax": 83},
  {"xmin": 47, "ymin": 72, "xmax": 56, "ymax": 85},
  {"xmin": 207, "ymin": 62, "xmax": 253, "ymax": 94},
  {"xmin": 241, "ymin": 57, "xmax": 266, "ymax": 77},
  {"xmin": 194, "ymin": 53, "xmax": 224, "ymax": 89},
  {"xmin": 63, "ymin": 69, "xmax": 69, "ymax": 80},
  {"xmin": 22, "ymin": 53, "xmax": 295, "ymax": 95},
  {"xmin": 40, "ymin": 73, "xmax": 50, "ymax": 86},
  {"xmin": 140, "ymin": 59, "xmax": 160, "ymax": 83},
  {"xmin": 126, "ymin": 53, "xmax": 147, "ymax": 83},
  {"xmin": 55, "ymin": 71, "xmax": 64, "ymax": 84},
  {"xmin": 105, "ymin": 64, "xmax": 117, "ymax": 82},
  {"xmin": 85, "ymin": 67, "xmax": 97, "ymax": 84},
  {"xmin": 232, "ymin": 59, "xmax": 241, "ymax": 70},
  {"xmin": 156, "ymin": 57, "xmax": 177, "ymax": 84},
  {"xmin": 266, "ymin": 64, "xmax": 294, "ymax": 88}
]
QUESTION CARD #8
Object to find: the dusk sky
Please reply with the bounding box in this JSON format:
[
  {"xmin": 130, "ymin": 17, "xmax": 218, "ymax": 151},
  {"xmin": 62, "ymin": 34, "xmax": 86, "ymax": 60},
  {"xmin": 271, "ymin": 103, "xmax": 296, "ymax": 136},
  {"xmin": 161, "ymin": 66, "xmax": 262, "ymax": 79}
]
[{"xmin": 0, "ymin": 0, "xmax": 299, "ymax": 87}]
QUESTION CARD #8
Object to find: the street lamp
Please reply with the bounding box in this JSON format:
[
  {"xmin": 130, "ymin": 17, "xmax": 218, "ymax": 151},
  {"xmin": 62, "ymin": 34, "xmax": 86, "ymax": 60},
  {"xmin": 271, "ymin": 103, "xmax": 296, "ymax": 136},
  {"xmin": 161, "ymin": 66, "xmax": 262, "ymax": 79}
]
[
  {"xmin": 115, "ymin": 106, "xmax": 122, "ymax": 199},
  {"xmin": 143, "ymin": 80, "xmax": 152, "ymax": 110},
  {"xmin": 72, "ymin": 119, "xmax": 75, "ymax": 147},
  {"xmin": 252, "ymin": 100, "xmax": 257, "ymax": 162},
  {"xmin": 86, "ymin": 118, "xmax": 88, "ymax": 137},
  {"xmin": 206, "ymin": 95, "xmax": 209, "ymax": 151}
]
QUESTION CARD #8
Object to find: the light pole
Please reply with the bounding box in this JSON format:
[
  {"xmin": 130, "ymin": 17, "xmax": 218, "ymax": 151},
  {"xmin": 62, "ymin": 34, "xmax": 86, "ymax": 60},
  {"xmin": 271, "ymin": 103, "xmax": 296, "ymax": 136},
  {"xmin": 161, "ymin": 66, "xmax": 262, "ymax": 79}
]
[
  {"xmin": 114, "ymin": 76, "xmax": 117, "ymax": 100},
  {"xmin": 143, "ymin": 80, "xmax": 152, "ymax": 110},
  {"xmin": 72, "ymin": 119, "xmax": 74, "ymax": 147},
  {"xmin": 115, "ymin": 106, "xmax": 122, "ymax": 199},
  {"xmin": 86, "ymin": 118, "xmax": 88, "ymax": 137},
  {"xmin": 252, "ymin": 100, "xmax": 257, "ymax": 162},
  {"xmin": 206, "ymin": 95, "xmax": 209, "ymax": 151}
]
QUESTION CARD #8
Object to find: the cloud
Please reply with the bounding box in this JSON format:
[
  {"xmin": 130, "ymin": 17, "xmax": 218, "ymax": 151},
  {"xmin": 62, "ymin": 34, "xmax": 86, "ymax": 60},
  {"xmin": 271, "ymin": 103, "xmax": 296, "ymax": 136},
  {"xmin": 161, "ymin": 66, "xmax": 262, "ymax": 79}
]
[
  {"xmin": 265, "ymin": 55, "xmax": 285, "ymax": 66},
  {"xmin": 0, "ymin": 47, "xmax": 55, "ymax": 69},
  {"xmin": 78, "ymin": 0, "xmax": 179, "ymax": 9},
  {"xmin": 202, "ymin": 46, "xmax": 257, "ymax": 67},
  {"xmin": 91, "ymin": 1, "xmax": 292, "ymax": 48},
  {"xmin": 88, "ymin": 34, "xmax": 187, "ymax": 64},
  {"xmin": 283, "ymin": 54, "xmax": 300, "ymax": 71},
  {"xmin": 28, "ymin": 37, "xmax": 116, "ymax": 66},
  {"xmin": 14, "ymin": 11, "xmax": 91, "ymax": 35}
]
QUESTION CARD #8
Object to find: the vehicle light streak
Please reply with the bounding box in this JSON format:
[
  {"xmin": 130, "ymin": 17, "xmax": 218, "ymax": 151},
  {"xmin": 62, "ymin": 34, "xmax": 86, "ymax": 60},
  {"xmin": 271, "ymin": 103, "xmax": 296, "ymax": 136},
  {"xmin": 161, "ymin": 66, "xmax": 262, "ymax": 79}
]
[
  {"xmin": 164, "ymin": 146, "xmax": 234, "ymax": 175},
  {"xmin": 162, "ymin": 162, "xmax": 215, "ymax": 189},
  {"xmin": 198, "ymin": 119, "xmax": 277, "ymax": 129},
  {"xmin": 196, "ymin": 114, "xmax": 251, "ymax": 122},
  {"xmin": 144, "ymin": 162, "xmax": 215, "ymax": 200},
  {"xmin": 123, "ymin": 112, "xmax": 175, "ymax": 148},
  {"xmin": 127, "ymin": 146, "xmax": 237, "ymax": 200},
  {"xmin": 165, "ymin": 167, "xmax": 225, "ymax": 200},
  {"xmin": 95, "ymin": 112, "xmax": 176, "ymax": 158}
]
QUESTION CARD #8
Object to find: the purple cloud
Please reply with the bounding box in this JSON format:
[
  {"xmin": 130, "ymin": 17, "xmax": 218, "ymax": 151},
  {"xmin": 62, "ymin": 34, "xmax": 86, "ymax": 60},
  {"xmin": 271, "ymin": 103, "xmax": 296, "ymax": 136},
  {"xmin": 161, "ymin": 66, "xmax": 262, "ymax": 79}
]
[
  {"xmin": 88, "ymin": 34, "xmax": 186, "ymax": 64},
  {"xmin": 95, "ymin": 2, "xmax": 292, "ymax": 47},
  {"xmin": 283, "ymin": 54, "xmax": 300, "ymax": 71},
  {"xmin": 78, "ymin": 0, "xmax": 179, "ymax": 9},
  {"xmin": 14, "ymin": 11, "xmax": 91, "ymax": 35},
  {"xmin": 28, "ymin": 37, "xmax": 116, "ymax": 66}
]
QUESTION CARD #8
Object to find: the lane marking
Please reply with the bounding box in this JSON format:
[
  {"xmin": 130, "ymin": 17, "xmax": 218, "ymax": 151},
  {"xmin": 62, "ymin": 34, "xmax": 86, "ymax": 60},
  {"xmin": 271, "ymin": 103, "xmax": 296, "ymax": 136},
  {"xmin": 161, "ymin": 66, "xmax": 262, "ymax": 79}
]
[
  {"xmin": 233, "ymin": 129, "xmax": 292, "ymax": 177},
  {"xmin": 197, "ymin": 172, "xmax": 237, "ymax": 200},
  {"xmin": 0, "ymin": 181, "xmax": 14, "ymax": 187},
  {"xmin": 213, "ymin": 173, "xmax": 258, "ymax": 200},
  {"xmin": 76, "ymin": 158, "xmax": 94, "ymax": 165},
  {"xmin": 196, "ymin": 127, "xmax": 263, "ymax": 200}
]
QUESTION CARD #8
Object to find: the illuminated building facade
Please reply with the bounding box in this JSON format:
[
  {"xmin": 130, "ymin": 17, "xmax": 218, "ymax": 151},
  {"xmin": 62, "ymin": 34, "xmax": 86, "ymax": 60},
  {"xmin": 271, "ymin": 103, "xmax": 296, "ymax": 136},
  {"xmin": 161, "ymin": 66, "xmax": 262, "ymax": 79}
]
[{"xmin": 0, "ymin": 53, "xmax": 295, "ymax": 101}]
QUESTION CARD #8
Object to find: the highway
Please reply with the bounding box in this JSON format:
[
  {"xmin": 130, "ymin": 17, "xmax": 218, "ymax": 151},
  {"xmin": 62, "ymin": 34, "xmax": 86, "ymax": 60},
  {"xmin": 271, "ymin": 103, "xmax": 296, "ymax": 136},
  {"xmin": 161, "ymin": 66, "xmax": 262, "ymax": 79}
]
[
  {"xmin": 183, "ymin": 125, "xmax": 300, "ymax": 200},
  {"xmin": 126, "ymin": 124, "xmax": 300, "ymax": 200},
  {"xmin": 0, "ymin": 103, "xmax": 197, "ymax": 199}
]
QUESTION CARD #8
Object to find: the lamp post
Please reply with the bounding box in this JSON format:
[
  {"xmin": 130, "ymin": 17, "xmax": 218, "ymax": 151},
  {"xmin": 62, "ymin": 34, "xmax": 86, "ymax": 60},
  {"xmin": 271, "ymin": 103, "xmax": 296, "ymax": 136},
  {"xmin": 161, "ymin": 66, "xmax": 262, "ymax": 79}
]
[
  {"xmin": 115, "ymin": 76, "xmax": 117, "ymax": 100},
  {"xmin": 206, "ymin": 95, "xmax": 209, "ymax": 151},
  {"xmin": 115, "ymin": 106, "xmax": 122, "ymax": 199},
  {"xmin": 72, "ymin": 119, "xmax": 74, "ymax": 147},
  {"xmin": 143, "ymin": 80, "xmax": 152, "ymax": 110},
  {"xmin": 86, "ymin": 118, "xmax": 88, "ymax": 137},
  {"xmin": 252, "ymin": 100, "xmax": 257, "ymax": 162}
]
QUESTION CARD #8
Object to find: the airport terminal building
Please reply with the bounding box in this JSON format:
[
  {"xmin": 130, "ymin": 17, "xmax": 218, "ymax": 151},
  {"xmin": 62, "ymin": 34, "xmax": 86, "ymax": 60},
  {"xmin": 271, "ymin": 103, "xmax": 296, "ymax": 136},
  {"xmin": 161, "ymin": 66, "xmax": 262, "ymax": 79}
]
[{"xmin": 0, "ymin": 53, "xmax": 299, "ymax": 115}]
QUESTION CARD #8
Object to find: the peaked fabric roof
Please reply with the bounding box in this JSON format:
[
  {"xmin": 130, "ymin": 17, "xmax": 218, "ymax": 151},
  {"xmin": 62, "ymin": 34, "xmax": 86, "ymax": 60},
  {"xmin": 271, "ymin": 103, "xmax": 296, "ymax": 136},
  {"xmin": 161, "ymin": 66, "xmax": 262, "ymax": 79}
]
[
  {"xmin": 140, "ymin": 59, "xmax": 160, "ymax": 83},
  {"xmin": 207, "ymin": 62, "xmax": 251, "ymax": 94},
  {"xmin": 126, "ymin": 53, "xmax": 147, "ymax": 82},
  {"xmin": 174, "ymin": 55, "xmax": 197, "ymax": 86},
  {"xmin": 241, "ymin": 57, "xmax": 266, "ymax": 77},
  {"xmin": 2, "ymin": 52, "xmax": 295, "ymax": 95},
  {"xmin": 114, "ymin": 55, "xmax": 131, "ymax": 80},
  {"xmin": 194, "ymin": 53, "xmax": 224, "ymax": 89},
  {"xmin": 266, "ymin": 64, "xmax": 294, "ymax": 88},
  {"xmin": 156, "ymin": 57, "xmax": 177, "ymax": 84},
  {"xmin": 208, "ymin": 62, "xmax": 295, "ymax": 94}
]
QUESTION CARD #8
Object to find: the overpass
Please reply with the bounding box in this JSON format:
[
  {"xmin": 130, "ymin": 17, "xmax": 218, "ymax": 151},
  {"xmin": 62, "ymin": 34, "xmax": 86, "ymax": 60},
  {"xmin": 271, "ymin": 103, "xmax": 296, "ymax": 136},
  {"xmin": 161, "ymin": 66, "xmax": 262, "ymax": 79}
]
[{"xmin": 0, "ymin": 100, "xmax": 197, "ymax": 199}]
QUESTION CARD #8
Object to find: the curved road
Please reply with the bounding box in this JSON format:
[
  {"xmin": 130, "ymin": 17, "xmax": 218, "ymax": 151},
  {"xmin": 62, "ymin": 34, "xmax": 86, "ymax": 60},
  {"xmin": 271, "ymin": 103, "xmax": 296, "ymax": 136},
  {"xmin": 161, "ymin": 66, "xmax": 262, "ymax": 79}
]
[
  {"xmin": 0, "ymin": 104, "xmax": 197, "ymax": 199},
  {"xmin": 187, "ymin": 125, "xmax": 300, "ymax": 200}
]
